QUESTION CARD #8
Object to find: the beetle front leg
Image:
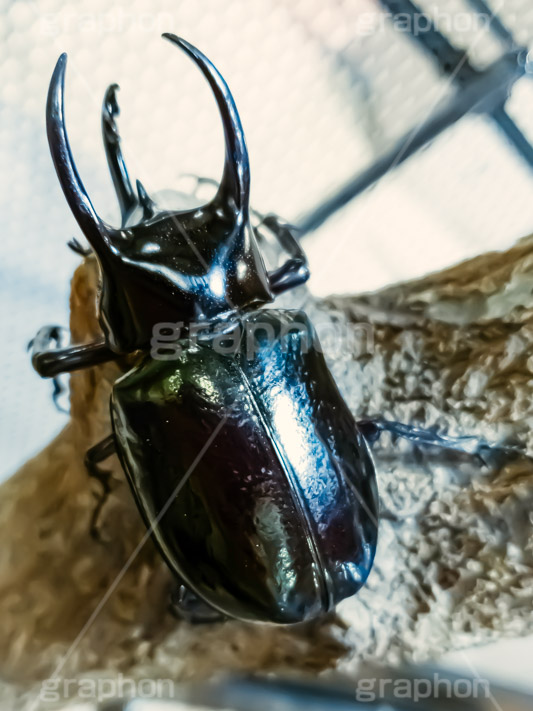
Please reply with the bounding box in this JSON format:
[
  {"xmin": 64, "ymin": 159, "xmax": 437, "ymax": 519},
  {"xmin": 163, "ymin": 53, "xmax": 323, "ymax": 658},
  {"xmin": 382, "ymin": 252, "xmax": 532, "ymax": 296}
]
[
  {"xmin": 85, "ymin": 434, "xmax": 116, "ymax": 541},
  {"xmin": 261, "ymin": 214, "xmax": 310, "ymax": 295},
  {"xmin": 169, "ymin": 583, "xmax": 225, "ymax": 624},
  {"xmin": 28, "ymin": 326, "xmax": 70, "ymax": 410},
  {"xmin": 30, "ymin": 325, "xmax": 118, "ymax": 378}
]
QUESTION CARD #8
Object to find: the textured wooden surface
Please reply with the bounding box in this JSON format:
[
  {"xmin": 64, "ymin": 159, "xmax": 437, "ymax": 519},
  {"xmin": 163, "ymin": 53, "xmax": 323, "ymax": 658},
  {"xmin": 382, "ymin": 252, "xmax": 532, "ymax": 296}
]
[{"xmin": 1, "ymin": 236, "xmax": 533, "ymax": 707}]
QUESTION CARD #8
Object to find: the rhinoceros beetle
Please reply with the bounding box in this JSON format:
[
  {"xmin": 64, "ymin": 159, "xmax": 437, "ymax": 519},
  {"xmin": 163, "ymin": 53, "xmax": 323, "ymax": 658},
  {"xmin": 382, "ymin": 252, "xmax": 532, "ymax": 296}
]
[{"xmin": 31, "ymin": 34, "xmax": 506, "ymax": 624}]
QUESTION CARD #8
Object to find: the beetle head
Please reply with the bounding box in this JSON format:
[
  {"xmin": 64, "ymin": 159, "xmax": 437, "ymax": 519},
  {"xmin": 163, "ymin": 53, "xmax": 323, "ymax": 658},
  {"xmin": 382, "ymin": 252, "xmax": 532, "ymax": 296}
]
[{"xmin": 47, "ymin": 35, "xmax": 273, "ymax": 353}]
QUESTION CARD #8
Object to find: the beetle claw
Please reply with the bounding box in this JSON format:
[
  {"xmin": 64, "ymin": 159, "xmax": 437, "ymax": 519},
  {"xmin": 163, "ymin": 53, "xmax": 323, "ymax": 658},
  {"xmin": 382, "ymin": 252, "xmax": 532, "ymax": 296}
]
[
  {"xmin": 67, "ymin": 237, "xmax": 92, "ymax": 257},
  {"xmin": 136, "ymin": 179, "xmax": 156, "ymax": 219},
  {"xmin": 88, "ymin": 474, "xmax": 112, "ymax": 544},
  {"xmin": 169, "ymin": 584, "xmax": 225, "ymax": 624},
  {"xmin": 84, "ymin": 436, "xmax": 117, "ymax": 542}
]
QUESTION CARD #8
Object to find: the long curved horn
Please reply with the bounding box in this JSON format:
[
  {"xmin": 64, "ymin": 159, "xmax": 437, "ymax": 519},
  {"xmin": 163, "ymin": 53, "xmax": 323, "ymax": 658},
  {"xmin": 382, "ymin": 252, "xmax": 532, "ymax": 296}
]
[
  {"xmin": 163, "ymin": 34, "xmax": 250, "ymax": 217},
  {"xmin": 102, "ymin": 83, "xmax": 137, "ymax": 225},
  {"xmin": 47, "ymin": 54, "xmax": 113, "ymax": 258}
]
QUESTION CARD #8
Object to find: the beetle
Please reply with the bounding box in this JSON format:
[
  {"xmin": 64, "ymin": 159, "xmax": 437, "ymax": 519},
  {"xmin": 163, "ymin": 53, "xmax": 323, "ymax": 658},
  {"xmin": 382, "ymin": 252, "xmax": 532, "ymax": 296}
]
[{"xmin": 31, "ymin": 34, "xmax": 501, "ymax": 624}]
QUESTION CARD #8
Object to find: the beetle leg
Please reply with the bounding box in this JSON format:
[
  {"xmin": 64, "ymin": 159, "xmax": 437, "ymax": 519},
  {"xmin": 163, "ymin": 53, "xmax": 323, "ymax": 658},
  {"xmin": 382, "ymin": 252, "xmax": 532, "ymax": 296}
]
[
  {"xmin": 169, "ymin": 583, "xmax": 225, "ymax": 624},
  {"xmin": 261, "ymin": 214, "xmax": 310, "ymax": 295},
  {"xmin": 67, "ymin": 237, "xmax": 92, "ymax": 257},
  {"xmin": 85, "ymin": 434, "xmax": 116, "ymax": 542},
  {"xmin": 28, "ymin": 326, "xmax": 73, "ymax": 411},
  {"xmin": 51, "ymin": 373, "xmax": 70, "ymax": 414},
  {"xmin": 358, "ymin": 418, "xmax": 520, "ymax": 462},
  {"xmin": 30, "ymin": 325, "xmax": 118, "ymax": 378}
]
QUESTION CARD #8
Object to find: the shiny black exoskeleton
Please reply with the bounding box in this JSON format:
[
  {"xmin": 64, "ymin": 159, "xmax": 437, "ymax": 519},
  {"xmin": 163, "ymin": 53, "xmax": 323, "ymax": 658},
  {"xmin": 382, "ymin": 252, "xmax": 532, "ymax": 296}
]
[{"xmin": 31, "ymin": 34, "xmax": 379, "ymax": 624}]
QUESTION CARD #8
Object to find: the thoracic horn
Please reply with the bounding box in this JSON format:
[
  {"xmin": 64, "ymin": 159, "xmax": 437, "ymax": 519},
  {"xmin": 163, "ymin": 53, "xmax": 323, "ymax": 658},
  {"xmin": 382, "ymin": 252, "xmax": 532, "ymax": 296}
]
[
  {"xmin": 102, "ymin": 83, "xmax": 137, "ymax": 225},
  {"xmin": 47, "ymin": 53, "xmax": 114, "ymax": 259},
  {"xmin": 163, "ymin": 34, "xmax": 250, "ymax": 219},
  {"xmin": 136, "ymin": 180, "xmax": 156, "ymax": 219}
]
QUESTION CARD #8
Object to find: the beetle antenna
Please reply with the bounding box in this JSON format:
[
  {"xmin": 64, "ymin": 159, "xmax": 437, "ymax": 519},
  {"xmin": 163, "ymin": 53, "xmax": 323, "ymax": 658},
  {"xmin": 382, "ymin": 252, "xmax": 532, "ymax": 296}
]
[
  {"xmin": 136, "ymin": 179, "xmax": 155, "ymax": 219},
  {"xmin": 102, "ymin": 83, "xmax": 137, "ymax": 226},
  {"xmin": 47, "ymin": 54, "xmax": 114, "ymax": 260},
  {"xmin": 163, "ymin": 34, "xmax": 250, "ymax": 218}
]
